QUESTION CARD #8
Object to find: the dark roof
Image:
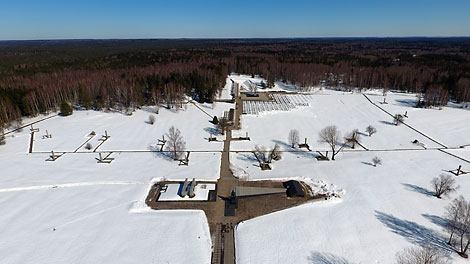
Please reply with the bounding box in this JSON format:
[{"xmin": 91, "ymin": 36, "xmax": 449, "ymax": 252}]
[{"xmin": 283, "ymin": 180, "xmax": 305, "ymax": 197}]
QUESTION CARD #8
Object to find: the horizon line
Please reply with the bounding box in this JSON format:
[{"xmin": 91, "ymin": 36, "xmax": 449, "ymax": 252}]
[{"xmin": 1, "ymin": 36, "xmax": 470, "ymax": 42}]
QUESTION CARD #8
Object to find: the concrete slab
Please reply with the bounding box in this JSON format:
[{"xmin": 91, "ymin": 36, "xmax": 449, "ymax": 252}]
[{"xmin": 232, "ymin": 186, "xmax": 286, "ymax": 197}]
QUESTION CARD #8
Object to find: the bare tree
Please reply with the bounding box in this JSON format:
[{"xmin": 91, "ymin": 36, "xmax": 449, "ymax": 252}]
[
  {"xmin": 248, "ymin": 81, "xmax": 258, "ymax": 93},
  {"xmin": 445, "ymin": 196, "xmax": 466, "ymax": 246},
  {"xmin": 345, "ymin": 129, "xmax": 361, "ymax": 149},
  {"xmin": 288, "ymin": 129, "xmax": 300, "ymax": 148},
  {"xmin": 432, "ymin": 174, "xmax": 459, "ymax": 199},
  {"xmin": 318, "ymin": 126, "xmax": 341, "ymax": 160},
  {"xmin": 148, "ymin": 115, "xmax": 155, "ymax": 125},
  {"xmin": 253, "ymin": 145, "xmax": 268, "ymax": 163},
  {"xmin": 14, "ymin": 119, "xmax": 23, "ymax": 132},
  {"xmin": 396, "ymin": 246, "xmax": 449, "ymax": 264},
  {"xmin": 366, "ymin": 125, "xmax": 377, "ymax": 136},
  {"xmin": 165, "ymin": 126, "xmax": 186, "ymax": 160},
  {"xmin": 372, "ymin": 157, "xmax": 382, "ymax": 167},
  {"xmin": 457, "ymin": 200, "xmax": 470, "ymax": 257},
  {"xmin": 269, "ymin": 143, "xmax": 282, "ymax": 162},
  {"xmin": 394, "ymin": 114, "xmax": 404, "ymax": 126},
  {"xmin": 444, "ymin": 196, "xmax": 470, "ymax": 256},
  {"xmin": 0, "ymin": 127, "xmax": 5, "ymax": 145},
  {"xmin": 217, "ymin": 116, "xmax": 228, "ymax": 135}
]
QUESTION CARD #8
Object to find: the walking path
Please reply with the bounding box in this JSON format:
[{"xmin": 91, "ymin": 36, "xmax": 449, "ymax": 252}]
[
  {"xmin": 190, "ymin": 101, "xmax": 213, "ymax": 118},
  {"xmin": 4, "ymin": 114, "xmax": 59, "ymax": 135}
]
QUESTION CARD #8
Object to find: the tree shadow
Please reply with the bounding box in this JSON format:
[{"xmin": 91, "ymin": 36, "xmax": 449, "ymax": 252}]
[
  {"xmin": 395, "ymin": 99, "xmax": 418, "ymax": 108},
  {"xmin": 361, "ymin": 161, "xmax": 374, "ymax": 166},
  {"xmin": 204, "ymin": 126, "xmax": 218, "ymax": 135},
  {"xmin": 236, "ymin": 153, "xmax": 257, "ymax": 162},
  {"xmin": 422, "ymin": 214, "xmax": 449, "ymax": 229},
  {"xmin": 147, "ymin": 145, "xmax": 174, "ymax": 162},
  {"xmin": 379, "ymin": 120, "xmax": 396, "ymax": 126},
  {"xmin": 141, "ymin": 106, "xmax": 157, "ymax": 114},
  {"xmin": 402, "ymin": 183, "xmax": 434, "ymax": 197},
  {"xmin": 272, "ymin": 139, "xmax": 294, "ymax": 150},
  {"xmin": 307, "ymin": 252, "xmax": 352, "ymax": 264},
  {"xmin": 236, "ymin": 153, "xmax": 260, "ymax": 168},
  {"xmin": 272, "ymin": 139, "xmax": 318, "ymax": 159},
  {"xmin": 357, "ymin": 131, "xmax": 368, "ymax": 137},
  {"xmin": 199, "ymin": 103, "xmax": 214, "ymax": 110},
  {"xmin": 375, "ymin": 211, "xmax": 451, "ymax": 252}
]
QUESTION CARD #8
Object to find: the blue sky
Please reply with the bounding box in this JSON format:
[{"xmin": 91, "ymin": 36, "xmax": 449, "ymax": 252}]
[{"xmin": 1, "ymin": 0, "xmax": 469, "ymax": 40}]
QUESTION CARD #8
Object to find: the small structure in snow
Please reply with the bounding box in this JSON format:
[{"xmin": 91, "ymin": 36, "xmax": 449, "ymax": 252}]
[
  {"xmin": 178, "ymin": 151, "xmax": 190, "ymax": 166},
  {"xmin": 99, "ymin": 130, "xmax": 110, "ymax": 141},
  {"xmin": 316, "ymin": 151, "xmax": 329, "ymax": 161},
  {"xmin": 188, "ymin": 178, "xmax": 196, "ymax": 198},
  {"xmin": 45, "ymin": 151, "xmax": 64, "ymax": 161},
  {"xmin": 180, "ymin": 178, "xmax": 189, "ymax": 197},
  {"xmin": 283, "ymin": 180, "xmax": 305, "ymax": 197},
  {"xmin": 42, "ymin": 130, "xmax": 52, "ymax": 139},
  {"xmin": 209, "ymin": 134, "xmax": 217, "ymax": 142},
  {"xmin": 157, "ymin": 135, "xmax": 166, "ymax": 151},
  {"xmin": 449, "ymin": 165, "xmax": 469, "ymax": 176},
  {"xmin": 30, "ymin": 125, "xmax": 39, "ymax": 133},
  {"xmin": 298, "ymin": 138, "xmax": 311, "ymax": 151},
  {"xmin": 97, "ymin": 152, "xmax": 114, "ymax": 164},
  {"xmin": 237, "ymin": 132, "xmax": 250, "ymax": 141}
]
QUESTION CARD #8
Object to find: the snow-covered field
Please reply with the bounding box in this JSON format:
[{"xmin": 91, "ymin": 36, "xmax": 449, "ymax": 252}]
[
  {"xmin": 232, "ymin": 89, "xmax": 470, "ymax": 263},
  {"xmin": 366, "ymin": 92, "xmax": 470, "ymax": 147},
  {"xmin": 232, "ymin": 90, "xmax": 444, "ymax": 151},
  {"xmin": 228, "ymin": 73, "xmax": 318, "ymax": 93},
  {"xmin": 234, "ymin": 149, "xmax": 470, "ymax": 263},
  {"xmin": 0, "ymin": 102, "xmax": 232, "ymax": 264},
  {"xmin": 2, "ymin": 76, "xmax": 470, "ymax": 263}
]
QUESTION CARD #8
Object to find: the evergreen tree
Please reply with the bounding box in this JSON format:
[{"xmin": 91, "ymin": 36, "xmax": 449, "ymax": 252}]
[{"xmin": 60, "ymin": 101, "xmax": 73, "ymax": 116}]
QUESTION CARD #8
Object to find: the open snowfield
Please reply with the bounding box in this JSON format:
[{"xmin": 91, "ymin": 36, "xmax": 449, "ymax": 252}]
[
  {"xmin": 229, "ymin": 73, "xmax": 316, "ymax": 93},
  {"xmin": 366, "ymin": 92, "xmax": 470, "ymax": 147},
  {"xmin": 2, "ymin": 78, "xmax": 470, "ymax": 263},
  {"xmin": 232, "ymin": 90, "xmax": 443, "ymax": 151},
  {"xmin": 233, "ymin": 149, "xmax": 470, "ymax": 263},
  {"xmin": 0, "ymin": 185, "xmax": 211, "ymax": 264},
  {"xmin": 217, "ymin": 76, "xmax": 235, "ymax": 100},
  {"xmin": 31, "ymin": 103, "xmax": 229, "ymax": 152},
  {"xmin": 231, "ymin": 89, "xmax": 470, "ymax": 263},
  {"xmin": 0, "ymin": 102, "xmax": 232, "ymax": 264}
]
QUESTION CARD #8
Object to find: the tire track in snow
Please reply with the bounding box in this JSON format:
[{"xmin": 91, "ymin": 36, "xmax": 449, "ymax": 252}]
[{"xmin": 0, "ymin": 181, "xmax": 147, "ymax": 193}]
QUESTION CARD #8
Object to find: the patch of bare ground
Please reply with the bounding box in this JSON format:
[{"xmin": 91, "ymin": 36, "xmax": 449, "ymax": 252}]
[{"xmin": 145, "ymin": 180, "xmax": 324, "ymax": 234}]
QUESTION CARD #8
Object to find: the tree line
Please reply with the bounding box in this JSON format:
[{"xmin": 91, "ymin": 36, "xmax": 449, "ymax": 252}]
[{"xmin": 1, "ymin": 38, "xmax": 469, "ymax": 128}]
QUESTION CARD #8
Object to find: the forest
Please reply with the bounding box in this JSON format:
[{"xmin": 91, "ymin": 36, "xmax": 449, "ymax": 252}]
[{"xmin": 1, "ymin": 38, "xmax": 469, "ymax": 128}]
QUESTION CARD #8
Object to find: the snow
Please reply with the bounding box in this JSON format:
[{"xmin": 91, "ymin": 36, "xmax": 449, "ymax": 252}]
[
  {"xmin": 366, "ymin": 92, "xmax": 470, "ymax": 147},
  {"xmin": 217, "ymin": 76, "xmax": 234, "ymax": 100},
  {"xmin": 234, "ymin": 149, "xmax": 470, "ymax": 263},
  {"xmin": 2, "ymin": 80, "xmax": 470, "ymax": 263},
  {"xmin": 31, "ymin": 103, "xmax": 231, "ymax": 152},
  {"xmin": 158, "ymin": 183, "xmax": 216, "ymax": 201},
  {"xmin": 0, "ymin": 102, "xmax": 233, "ymax": 264},
  {"xmin": 0, "ymin": 184, "xmax": 212, "ymax": 264},
  {"xmin": 231, "ymin": 89, "xmax": 470, "ymax": 263},
  {"xmin": 232, "ymin": 90, "xmax": 442, "ymax": 151},
  {"xmin": 229, "ymin": 73, "xmax": 319, "ymax": 93}
]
